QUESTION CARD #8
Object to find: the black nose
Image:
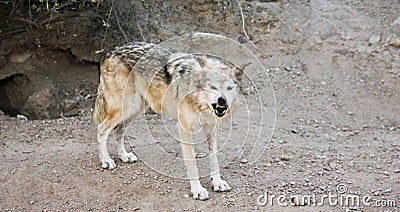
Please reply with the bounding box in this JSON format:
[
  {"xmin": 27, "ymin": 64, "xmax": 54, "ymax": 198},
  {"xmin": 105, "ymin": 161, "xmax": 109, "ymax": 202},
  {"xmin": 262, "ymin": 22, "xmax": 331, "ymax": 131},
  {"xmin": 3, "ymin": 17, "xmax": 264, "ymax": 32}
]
[{"xmin": 218, "ymin": 97, "xmax": 227, "ymax": 107}]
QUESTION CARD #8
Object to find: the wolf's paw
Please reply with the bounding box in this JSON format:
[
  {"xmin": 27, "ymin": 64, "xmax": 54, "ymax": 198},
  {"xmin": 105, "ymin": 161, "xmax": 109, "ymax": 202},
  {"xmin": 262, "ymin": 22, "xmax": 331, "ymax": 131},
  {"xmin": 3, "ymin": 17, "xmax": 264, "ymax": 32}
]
[
  {"xmin": 119, "ymin": 152, "xmax": 138, "ymax": 163},
  {"xmin": 191, "ymin": 186, "xmax": 209, "ymax": 200},
  {"xmin": 101, "ymin": 157, "xmax": 116, "ymax": 170},
  {"xmin": 211, "ymin": 178, "xmax": 231, "ymax": 192}
]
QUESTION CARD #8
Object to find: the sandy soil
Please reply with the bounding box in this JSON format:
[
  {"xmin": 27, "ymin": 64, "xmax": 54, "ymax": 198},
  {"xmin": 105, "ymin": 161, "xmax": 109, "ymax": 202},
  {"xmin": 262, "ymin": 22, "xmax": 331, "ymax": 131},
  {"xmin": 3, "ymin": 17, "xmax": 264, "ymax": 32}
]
[{"xmin": 1, "ymin": 0, "xmax": 399, "ymax": 211}]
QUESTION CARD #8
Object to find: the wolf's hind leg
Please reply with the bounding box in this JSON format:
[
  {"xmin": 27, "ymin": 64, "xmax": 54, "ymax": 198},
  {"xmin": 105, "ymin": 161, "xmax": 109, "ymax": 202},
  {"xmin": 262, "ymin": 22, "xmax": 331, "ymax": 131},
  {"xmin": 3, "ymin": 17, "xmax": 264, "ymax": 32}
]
[
  {"xmin": 114, "ymin": 95, "xmax": 147, "ymax": 163},
  {"xmin": 97, "ymin": 111, "xmax": 123, "ymax": 169},
  {"xmin": 113, "ymin": 124, "xmax": 138, "ymax": 163}
]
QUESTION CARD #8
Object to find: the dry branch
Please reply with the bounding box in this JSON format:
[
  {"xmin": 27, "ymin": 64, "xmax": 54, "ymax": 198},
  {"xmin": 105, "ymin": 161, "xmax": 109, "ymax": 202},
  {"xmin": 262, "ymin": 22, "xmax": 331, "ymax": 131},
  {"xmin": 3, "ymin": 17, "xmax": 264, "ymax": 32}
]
[{"xmin": 12, "ymin": 17, "xmax": 40, "ymax": 29}]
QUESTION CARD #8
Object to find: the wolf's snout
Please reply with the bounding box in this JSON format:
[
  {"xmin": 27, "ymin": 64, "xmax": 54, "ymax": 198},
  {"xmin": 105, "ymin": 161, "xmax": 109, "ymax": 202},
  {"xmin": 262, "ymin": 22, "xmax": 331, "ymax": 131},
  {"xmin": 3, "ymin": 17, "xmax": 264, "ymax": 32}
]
[
  {"xmin": 217, "ymin": 97, "xmax": 228, "ymax": 107},
  {"xmin": 211, "ymin": 97, "xmax": 228, "ymax": 117}
]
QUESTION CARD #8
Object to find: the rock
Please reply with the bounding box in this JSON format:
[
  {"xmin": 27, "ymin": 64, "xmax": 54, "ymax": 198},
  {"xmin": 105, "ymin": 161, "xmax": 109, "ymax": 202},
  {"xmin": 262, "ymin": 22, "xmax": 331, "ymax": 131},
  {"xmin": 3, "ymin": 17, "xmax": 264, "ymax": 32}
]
[
  {"xmin": 0, "ymin": 55, "xmax": 6, "ymax": 70},
  {"xmin": 238, "ymin": 35, "xmax": 246, "ymax": 44},
  {"xmin": 0, "ymin": 109, "xmax": 4, "ymax": 115},
  {"xmin": 321, "ymin": 23, "xmax": 337, "ymax": 40},
  {"xmin": 368, "ymin": 34, "xmax": 381, "ymax": 45},
  {"xmin": 240, "ymin": 158, "xmax": 248, "ymax": 163},
  {"xmin": 389, "ymin": 38, "xmax": 400, "ymax": 47},
  {"xmin": 17, "ymin": 114, "xmax": 28, "ymax": 121},
  {"xmin": 63, "ymin": 110, "xmax": 81, "ymax": 117},
  {"xmin": 333, "ymin": 48, "xmax": 349, "ymax": 55},
  {"xmin": 21, "ymin": 84, "xmax": 64, "ymax": 120},
  {"xmin": 392, "ymin": 16, "xmax": 400, "ymax": 26},
  {"xmin": 383, "ymin": 188, "xmax": 392, "ymax": 194},
  {"xmin": 258, "ymin": 0, "xmax": 279, "ymax": 2},
  {"xmin": 62, "ymin": 100, "xmax": 77, "ymax": 113},
  {"xmin": 9, "ymin": 51, "xmax": 32, "ymax": 63}
]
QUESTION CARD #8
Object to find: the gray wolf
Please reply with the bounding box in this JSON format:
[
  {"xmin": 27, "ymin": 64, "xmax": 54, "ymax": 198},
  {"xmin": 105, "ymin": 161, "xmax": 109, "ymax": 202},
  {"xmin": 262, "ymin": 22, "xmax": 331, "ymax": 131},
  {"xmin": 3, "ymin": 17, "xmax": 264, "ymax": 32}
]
[{"xmin": 93, "ymin": 42, "xmax": 247, "ymax": 200}]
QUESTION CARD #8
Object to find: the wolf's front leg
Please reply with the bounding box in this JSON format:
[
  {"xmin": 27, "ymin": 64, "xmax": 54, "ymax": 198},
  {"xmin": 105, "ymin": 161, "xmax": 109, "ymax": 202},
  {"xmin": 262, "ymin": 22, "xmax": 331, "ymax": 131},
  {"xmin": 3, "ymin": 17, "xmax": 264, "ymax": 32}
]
[
  {"xmin": 204, "ymin": 125, "xmax": 231, "ymax": 192},
  {"xmin": 178, "ymin": 124, "xmax": 209, "ymax": 200}
]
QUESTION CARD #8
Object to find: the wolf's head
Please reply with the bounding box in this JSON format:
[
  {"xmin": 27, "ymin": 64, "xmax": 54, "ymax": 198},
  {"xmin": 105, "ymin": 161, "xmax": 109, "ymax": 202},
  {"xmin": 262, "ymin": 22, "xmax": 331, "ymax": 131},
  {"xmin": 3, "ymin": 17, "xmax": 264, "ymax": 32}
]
[{"xmin": 192, "ymin": 56, "xmax": 249, "ymax": 118}]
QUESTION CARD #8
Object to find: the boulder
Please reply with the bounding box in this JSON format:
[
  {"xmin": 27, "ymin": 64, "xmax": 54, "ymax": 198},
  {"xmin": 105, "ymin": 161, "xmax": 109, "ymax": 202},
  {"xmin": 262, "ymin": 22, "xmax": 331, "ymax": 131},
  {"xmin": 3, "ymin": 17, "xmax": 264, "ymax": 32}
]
[{"xmin": 21, "ymin": 84, "xmax": 63, "ymax": 120}]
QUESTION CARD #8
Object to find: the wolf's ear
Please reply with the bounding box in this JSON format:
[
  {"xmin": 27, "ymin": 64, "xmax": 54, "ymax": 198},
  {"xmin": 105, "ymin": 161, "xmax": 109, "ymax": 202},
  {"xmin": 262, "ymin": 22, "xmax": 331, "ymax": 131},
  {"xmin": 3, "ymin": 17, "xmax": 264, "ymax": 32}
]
[{"xmin": 234, "ymin": 62, "xmax": 251, "ymax": 82}]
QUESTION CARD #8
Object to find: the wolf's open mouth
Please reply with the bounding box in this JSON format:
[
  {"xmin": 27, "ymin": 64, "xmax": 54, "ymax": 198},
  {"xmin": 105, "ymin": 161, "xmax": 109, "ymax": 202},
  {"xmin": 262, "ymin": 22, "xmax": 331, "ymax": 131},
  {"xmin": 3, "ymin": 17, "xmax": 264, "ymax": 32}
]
[{"xmin": 211, "ymin": 103, "xmax": 227, "ymax": 117}]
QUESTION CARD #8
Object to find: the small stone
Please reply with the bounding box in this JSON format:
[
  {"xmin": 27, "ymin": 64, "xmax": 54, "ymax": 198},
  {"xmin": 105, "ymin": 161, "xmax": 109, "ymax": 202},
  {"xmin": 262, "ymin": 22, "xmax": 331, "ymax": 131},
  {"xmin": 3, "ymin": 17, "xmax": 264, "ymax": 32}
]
[
  {"xmin": 383, "ymin": 188, "xmax": 392, "ymax": 194},
  {"xmin": 240, "ymin": 158, "xmax": 248, "ymax": 163},
  {"xmin": 196, "ymin": 152, "xmax": 208, "ymax": 159},
  {"xmin": 389, "ymin": 38, "xmax": 400, "ymax": 47},
  {"xmin": 392, "ymin": 16, "xmax": 400, "ymax": 25},
  {"xmin": 183, "ymin": 194, "xmax": 190, "ymax": 198},
  {"xmin": 321, "ymin": 23, "xmax": 337, "ymax": 40},
  {"xmin": 341, "ymin": 127, "xmax": 349, "ymax": 132},
  {"xmin": 333, "ymin": 48, "xmax": 349, "ymax": 55},
  {"xmin": 368, "ymin": 34, "xmax": 381, "ymax": 45},
  {"xmin": 281, "ymin": 155, "xmax": 291, "ymax": 161},
  {"xmin": 276, "ymin": 161, "xmax": 285, "ymax": 166},
  {"xmin": 238, "ymin": 36, "xmax": 246, "ymax": 44},
  {"xmin": 17, "ymin": 114, "xmax": 28, "ymax": 121},
  {"xmin": 394, "ymin": 169, "xmax": 400, "ymax": 173},
  {"xmin": 62, "ymin": 100, "xmax": 77, "ymax": 113}
]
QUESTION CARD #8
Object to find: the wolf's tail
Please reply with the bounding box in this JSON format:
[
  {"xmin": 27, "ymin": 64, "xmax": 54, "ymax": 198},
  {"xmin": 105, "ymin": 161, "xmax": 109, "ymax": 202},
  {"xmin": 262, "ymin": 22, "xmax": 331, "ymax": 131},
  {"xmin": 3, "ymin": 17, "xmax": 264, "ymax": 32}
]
[{"xmin": 93, "ymin": 75, "xmax": 108, "ymax": 125}]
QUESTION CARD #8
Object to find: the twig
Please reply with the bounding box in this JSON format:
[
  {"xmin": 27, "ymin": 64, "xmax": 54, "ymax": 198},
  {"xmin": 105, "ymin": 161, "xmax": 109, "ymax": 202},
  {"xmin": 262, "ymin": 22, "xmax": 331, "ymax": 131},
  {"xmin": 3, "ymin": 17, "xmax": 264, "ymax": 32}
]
[
  {"xmin": 100, "ymin": 0, "xmax": 114, "ymax": 50},
  {"xmin": 0, "ymin": 28, "xmax": 27, "ymax": 38},
  {"xmin": 35, "ymin": 2, "xmax": 77, "ymax": 22},
  {"xmin": 112, "ymin": 3, "xmax": 128, "ymax": 43},
  {"xmin": 56, "ymin": 1, "xmax": 78, "ymax": 10},
  {"xmin": 12, "ymin": 17, "xmax": 40, "ymax": 29},
  {"xmin": 137, "ymin": 22, "xmax": 146, "ymax": 42},
  {"xmin": 38, "ymin": 11, "xmax": 82, "ymax": 25},
  {"xmin": 236, "ymin": 0, "xmax": 257, "ymax": 49}
]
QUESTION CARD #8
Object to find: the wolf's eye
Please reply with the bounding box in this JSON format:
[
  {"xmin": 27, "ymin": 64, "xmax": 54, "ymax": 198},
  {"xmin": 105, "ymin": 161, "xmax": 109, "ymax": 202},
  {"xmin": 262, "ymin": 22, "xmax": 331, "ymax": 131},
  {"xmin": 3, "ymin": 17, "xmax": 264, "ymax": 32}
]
[
  {"xmin": 210, "ymin": 85, "xmax": 217, "ymax": 90},
  {"xmin": 227, "ymin": 86, "xmax": 234, "ymax": 90}
]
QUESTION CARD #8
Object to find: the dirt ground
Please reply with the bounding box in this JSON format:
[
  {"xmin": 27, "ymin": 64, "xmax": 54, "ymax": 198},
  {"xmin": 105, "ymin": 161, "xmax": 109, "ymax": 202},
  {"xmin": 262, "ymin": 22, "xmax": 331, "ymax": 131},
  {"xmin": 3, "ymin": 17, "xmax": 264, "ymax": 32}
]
[{"xmin": 1, "ymin": 0, "xmax": 399, "ymax": 211}]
